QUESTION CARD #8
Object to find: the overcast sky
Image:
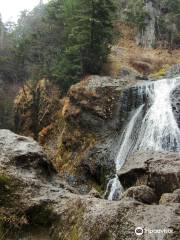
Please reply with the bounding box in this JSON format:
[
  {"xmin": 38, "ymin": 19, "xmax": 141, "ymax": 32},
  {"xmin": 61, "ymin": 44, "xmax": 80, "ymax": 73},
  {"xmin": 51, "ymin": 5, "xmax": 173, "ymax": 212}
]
[{"xmin": 0, "ymin": 0, "xmax": 49, "ymax": 22}]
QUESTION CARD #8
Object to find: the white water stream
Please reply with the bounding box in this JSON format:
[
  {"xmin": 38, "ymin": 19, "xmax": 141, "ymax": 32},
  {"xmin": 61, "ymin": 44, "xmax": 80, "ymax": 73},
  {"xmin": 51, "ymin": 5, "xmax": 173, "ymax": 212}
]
[{"xmin": 106, "ymin": 77, "xmax": 180, "ymax": 200}]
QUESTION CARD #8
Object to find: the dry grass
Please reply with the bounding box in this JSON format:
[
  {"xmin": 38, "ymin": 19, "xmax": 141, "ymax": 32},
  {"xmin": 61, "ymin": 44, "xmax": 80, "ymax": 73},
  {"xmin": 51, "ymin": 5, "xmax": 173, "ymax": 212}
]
[{"xmin": 106, "ymin": 22, "xmax": 180, "ymax": 77}]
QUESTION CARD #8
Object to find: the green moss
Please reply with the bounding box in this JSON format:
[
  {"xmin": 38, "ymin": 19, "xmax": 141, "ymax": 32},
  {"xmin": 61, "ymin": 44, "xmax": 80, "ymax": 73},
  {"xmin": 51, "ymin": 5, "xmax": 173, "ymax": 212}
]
[
  {"xmin": 99, "ymin": 232, "xmax": 112, "ymax": 240},
  {"xmin": 0, "ymin": 174, "xmax": 11, "ymax": 189},
  {"xmin": 55, "ymin": 200, "xmax": 84, "ymax": 240},
  {"xmin": 91, "ymin": 182, "xmax": 104, "ymax": 195},
  {"xmin": 150, "ymin": 66, "xmax": 169, "ymax": 79},
  {"xmin": 0, "ymin": 173, "xmax": 12, "ymax": 206}
]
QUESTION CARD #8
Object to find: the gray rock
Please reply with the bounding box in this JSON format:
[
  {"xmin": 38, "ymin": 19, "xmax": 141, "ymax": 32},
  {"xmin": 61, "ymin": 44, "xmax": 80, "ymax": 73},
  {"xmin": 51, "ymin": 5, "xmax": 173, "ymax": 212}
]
[
  {"xmin": 0, "ymin": 130, "xmax": 179, "ymax": 240},
  {"xmin": 160, "ymin": 193, "xmax": 180, "ymax": 204},
  {"xmin": 118, "ymin": 67, "xmax": 141, "ymax": 81},
  {"xmin": 88, "ymin": 188, "xmax": 102, "ymax": 198},
  {"xmin": 118, "ymin": 152, "xmax": 180, "ymax": 198},
  {"xmin": 166, "ymin": 64, "xmax": 180, "ymax": 78},
  {"xmin": 121, "ymin": 185, "xmax": 157, "ymax": 204},
  {"xmin": 0, "ymin": 129, "xmax": 55, "ymax": 178},
  {"xmin": 136, "ymin": 0, "xmax": 158, "ymax": 48},
  {"xmin": 160, "ymin": 189, "xmax": 180, "ymax": 204},
  {"xmin": 171, "ymin": 85, "xmax": 180, "ymax": 128}
]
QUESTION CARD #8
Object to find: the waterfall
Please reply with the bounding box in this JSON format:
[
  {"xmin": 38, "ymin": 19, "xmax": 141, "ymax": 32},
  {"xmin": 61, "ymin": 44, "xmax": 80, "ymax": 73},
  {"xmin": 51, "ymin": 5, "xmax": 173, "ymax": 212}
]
[
  {"xmin": 115, "ymin": 105, "xmax": 144, "ymax": 171},
  {"xmin": 135, "ymin": 77, "xmax": 180, "ymax": 151},
  {"xmin": 105, "ymin": 174, "xmax": 123, "ymax": 201},
  {"xmin": 105, "ymin": 105, "xmax": 144, "ymax": 200},
  {"xmin": 105, "ymin": 76, "xmax": 180, "ymax": 201}
]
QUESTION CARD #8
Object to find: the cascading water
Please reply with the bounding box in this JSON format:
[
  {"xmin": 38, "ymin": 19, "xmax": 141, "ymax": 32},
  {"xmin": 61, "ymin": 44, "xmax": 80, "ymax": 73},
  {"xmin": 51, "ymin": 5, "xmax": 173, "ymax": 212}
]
[
  {"xmin": 105, "ymin": 105, "xmax": 144, "ymax": 200},
  {"xmin": 106, "ymin": 76, "xmax": 180, "ymax": 201},
  {"xmin": 115, "ymin": 104, "xmax": 145, "ymax": 171},
  {"xmin": 135, "ymin": 77, "xmax": 180, "ymax": 151}
]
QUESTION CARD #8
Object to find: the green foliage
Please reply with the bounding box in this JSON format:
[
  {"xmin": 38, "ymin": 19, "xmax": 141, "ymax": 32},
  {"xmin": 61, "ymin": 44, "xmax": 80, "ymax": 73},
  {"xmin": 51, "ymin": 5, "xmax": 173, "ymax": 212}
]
[
  {"xmin": 117, "ymin": 0, "xmax": 180, "ymax": 48},
  {"xmin": 157, "ymin": 0, "xmax": 180, "ymax": 48},
  {"xmin": 0, "ymin": 18, "xmax": 19, "ymax": 82},
  {"xmin": 1, "ymin": 0, "xmax": 115, "ymax": 93},
  {"xmin": 14, "ymin": 5, "xmax": 64, "ymax": 81},
  {"xmin": 48, "ymin": 0, "xmax": 115, "ymax": 92},
  {"xmin": 124, "ymin": 0, "xmax": 150, "ymax": 31},
  {"xmin": 0, "ymin": 174, "xmax": 11, "ymax": 197}
]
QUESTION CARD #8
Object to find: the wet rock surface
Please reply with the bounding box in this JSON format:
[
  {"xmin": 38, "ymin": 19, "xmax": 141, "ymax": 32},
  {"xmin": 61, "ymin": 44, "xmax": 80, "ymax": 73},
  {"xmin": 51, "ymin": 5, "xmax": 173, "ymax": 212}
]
[
  {"xmin": 172, "ymin": 85, "xmax": 180, "ymax": 128},
  {"xmin": 60, "ymin": 74, "xmax": 162, "ymax": 189},
  {"xmin": 0, "ymin": 130, "xmax": 180, "ymax": 240},
  {"xmin": 166, "ymin": 64, "xmax": 180, "ymax": 78},
  {"xmin": 118, "ymin": 152, "xmax": 180, "ymax": 198},
  {"xmin": 59, "ymin": 75, "xmax": 143, "ymax": 190},
  {"xmin": 59, "ymin": 73, "xmax": 180, "ymax": 195}
]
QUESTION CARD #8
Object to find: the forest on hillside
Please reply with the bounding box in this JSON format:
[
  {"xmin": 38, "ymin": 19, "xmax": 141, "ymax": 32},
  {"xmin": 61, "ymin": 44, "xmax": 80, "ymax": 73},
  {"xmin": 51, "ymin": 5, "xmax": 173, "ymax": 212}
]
[
  {"xmin": 0, "ymin": 0, "xmax": 180, "ymax": 131},
  {"xmin": 0, "ymin": 0, "xmax": 116, "ymax": 92},
  {"xmin": 1, "ymin": 0, "xmax": 180, "ymax": 92}
]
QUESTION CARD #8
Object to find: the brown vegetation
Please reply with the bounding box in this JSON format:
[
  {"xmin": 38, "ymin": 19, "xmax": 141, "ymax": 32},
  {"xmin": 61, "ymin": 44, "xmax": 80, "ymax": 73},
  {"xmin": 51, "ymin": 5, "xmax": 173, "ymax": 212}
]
[
  {"xmin": 14, "ymin": 79, "xmax": 62, "ymax": 140},
  {"xmin": 105, "ymin": 22, "xmax": 180, "ymax": 77}
]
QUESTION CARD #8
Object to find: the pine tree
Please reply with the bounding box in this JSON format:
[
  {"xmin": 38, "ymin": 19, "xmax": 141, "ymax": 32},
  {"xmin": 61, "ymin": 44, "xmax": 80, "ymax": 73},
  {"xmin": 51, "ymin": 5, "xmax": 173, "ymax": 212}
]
[
  {"xmin": 65, "ymin": 0, "xmax": 115, "ymax": 74},
  {"xmin": 55, "ymin": 0, "xmax": 115, "ymax": 92}
]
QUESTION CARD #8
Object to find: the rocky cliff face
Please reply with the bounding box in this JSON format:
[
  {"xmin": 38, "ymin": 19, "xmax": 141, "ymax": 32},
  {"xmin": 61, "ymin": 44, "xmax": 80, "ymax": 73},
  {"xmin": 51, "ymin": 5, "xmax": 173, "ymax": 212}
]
[
  {"xmin": 55, "ymin": 70, "xmax": 180, "ymax": 193},
  {"xmin": 136, "ymin": 0, "xmax": 158, "ymax": 48},
  {"xmin": 118, "ymin": 0, "xmax": 180, "ymax": 48},
  {"xmin": 58, "ymin": 74, "xmax": 146, "ymax": 192},
  {"xmin": 0, "ymin": 130, "xmax": 179, "ymax": 240}
]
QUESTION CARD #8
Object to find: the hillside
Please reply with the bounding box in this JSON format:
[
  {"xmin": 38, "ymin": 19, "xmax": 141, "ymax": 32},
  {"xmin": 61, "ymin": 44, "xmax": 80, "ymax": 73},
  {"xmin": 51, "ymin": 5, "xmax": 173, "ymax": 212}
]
[{"xmin": 0, "ymin": 0, "xmax": 180, "ymax": 239}]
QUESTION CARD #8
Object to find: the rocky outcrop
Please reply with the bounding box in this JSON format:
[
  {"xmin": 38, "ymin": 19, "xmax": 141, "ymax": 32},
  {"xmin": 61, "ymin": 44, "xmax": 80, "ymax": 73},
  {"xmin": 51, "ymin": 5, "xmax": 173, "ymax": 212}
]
[
  {"xmin": 0, "ymin": 130, "xmax": 179, "ymax": 240},
  {"xmin": 0, "ymin": 129, "xmax": 72, "ymax": 239},
  {"xmin": 136, "ymin": 0, "xmax": 158, "ymax": 48},
  {"xmin": 58, "ymin": 75, "xmax": 145, "ymax": 192},
  {"xmin": 121, "ymin": 185, "xmax": 157, "ymax": 204},
  {"xmin": 0, "ymin": 129, "xmax": 56, "ymax": 178},
  {"xmin": 169, "ymin": 65, "xmax": 180, "ymax": 127},
  {"xmin": 118, "ymin": 0, "xmax": 180, "ymax": 49},
  {"xmin": 166, "ymin": 64, "xmax": 180, "ymax": 78},
  {"xmin": 160, "ymin": 189, "xmax": 180, "ymax": 204},
  {"xmin": 118, "ymin": 152, "xmax": 180, "ymax": 198}
]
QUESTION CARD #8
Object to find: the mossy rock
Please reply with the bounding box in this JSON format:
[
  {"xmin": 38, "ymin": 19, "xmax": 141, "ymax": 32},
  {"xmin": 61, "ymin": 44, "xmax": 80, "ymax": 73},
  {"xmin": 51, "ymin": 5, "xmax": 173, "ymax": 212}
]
[
  {"xmin": 0, "ymin": 172, "xmax": 22, "ymax": 208},
  {"xmin": 0, "ymin": 173, "xmax": 13, "ymax": 206},
  {"xmin": 150, "ymin": 65, "xmax": 170, "ymax": 79},
  {"xmin": 53, "ymin": 200, "xmax": 85, "ymax": 240}
]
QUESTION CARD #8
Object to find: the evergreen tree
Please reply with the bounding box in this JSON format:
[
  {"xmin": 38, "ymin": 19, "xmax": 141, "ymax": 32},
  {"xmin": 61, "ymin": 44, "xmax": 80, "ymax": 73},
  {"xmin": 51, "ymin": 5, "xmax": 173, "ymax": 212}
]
[
  {"xmin": 1, "ymin": 0, "xmax": 116, "ymax": 93},
  {"xmin": 54, "ymin": 0, "xmax": 115, "ymax": 92}
]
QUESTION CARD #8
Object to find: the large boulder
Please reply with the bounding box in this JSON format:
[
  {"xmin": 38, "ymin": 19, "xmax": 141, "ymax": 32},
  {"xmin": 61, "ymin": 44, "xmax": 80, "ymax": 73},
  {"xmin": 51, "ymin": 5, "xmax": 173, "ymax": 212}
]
[
  {"xmin": 121, "ymin": 185, "xmax": 157, "ymax": 204},
  {"xmin": 58, "ymin": 75, "xmax": 148, "ymax": 192},
  {"xmin": 0, "ymin": 130, "xmax": 179, "ymax": 240},
  {"xmin": 118, "ymin": 152, "xmax": 180, "ymax": 198},
  {"xmin": 160, "ymin": 189, "xmax": 180, "ymax": 204},
  {"xmin": 0, "ymin": 129, "xmax": 56, "ymax": 179}
]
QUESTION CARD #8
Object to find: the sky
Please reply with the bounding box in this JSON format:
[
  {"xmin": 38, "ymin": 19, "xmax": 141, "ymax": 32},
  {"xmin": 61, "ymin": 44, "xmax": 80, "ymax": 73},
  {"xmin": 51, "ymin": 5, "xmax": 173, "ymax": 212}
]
[{"xmin": 0, "ymin": 0, "xmax": 49, "ymax": 23}]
